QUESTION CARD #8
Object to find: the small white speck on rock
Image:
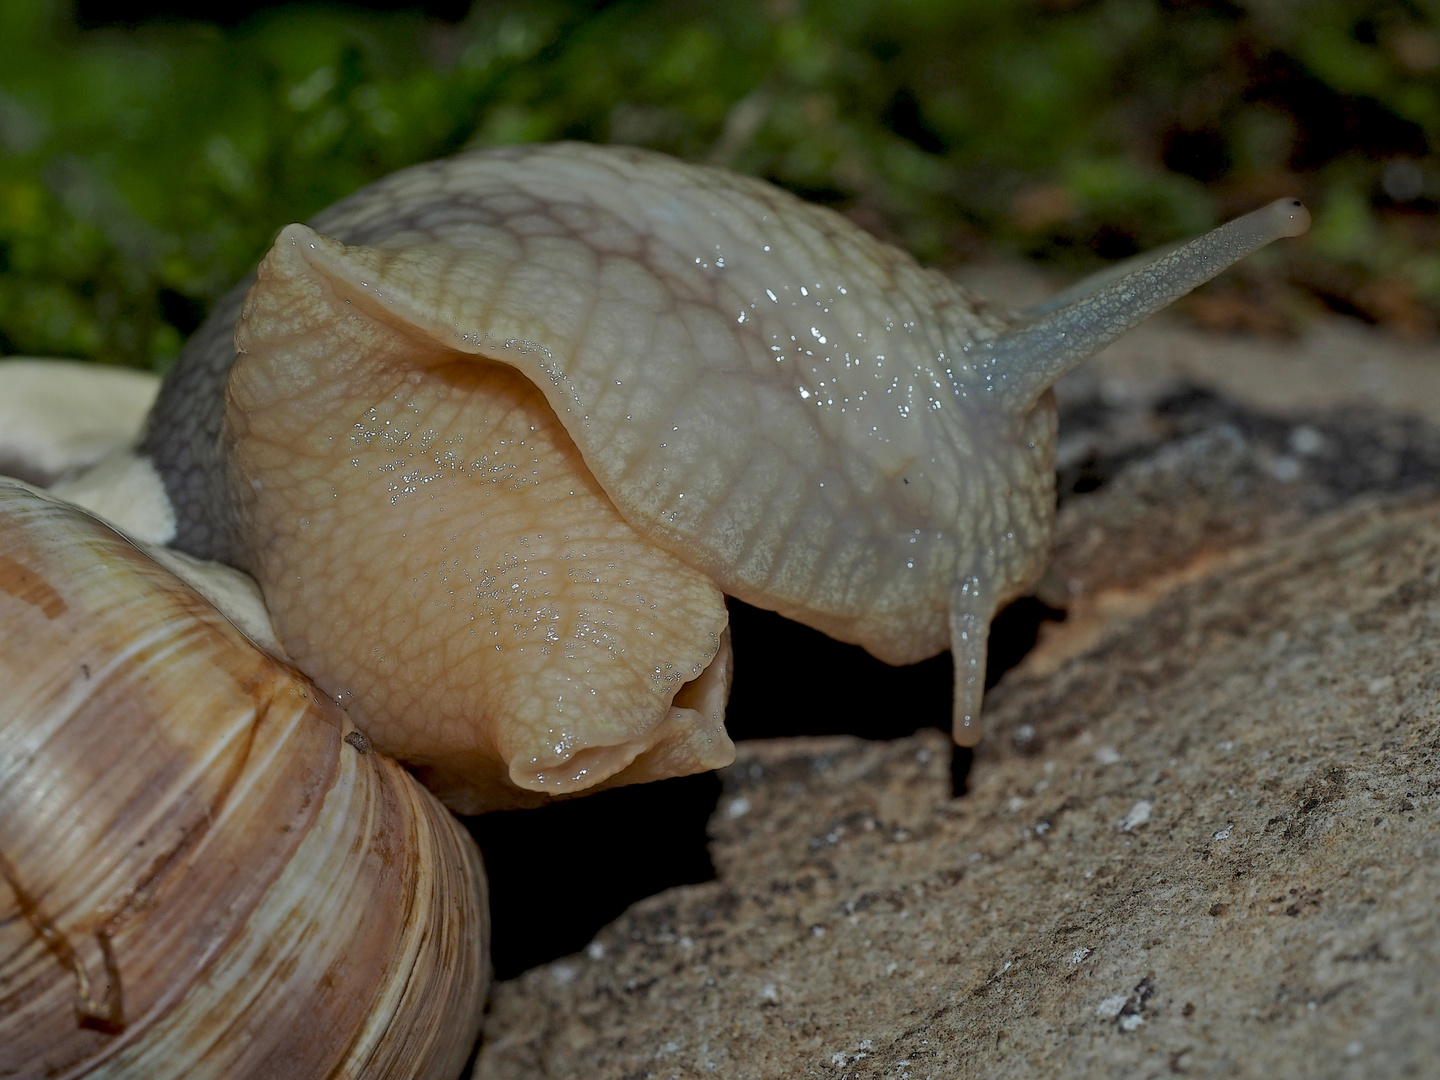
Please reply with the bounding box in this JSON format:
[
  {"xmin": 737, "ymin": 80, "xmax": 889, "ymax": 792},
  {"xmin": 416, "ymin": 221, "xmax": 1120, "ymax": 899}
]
[
  {"xmin": 1096, "ymin": 995, "xmax": 1128, "ymax": 1019},
  {"xmin": 1268, "ymin": 454, "xmax": 1302, "ymax": 482},
  {"xmin": 1118, "ymin": 800, "xmax": 1152, "ymax": 832},
  {"xmin": 549, "ymin": 963, "xmax": 576, "ymax": 985},
  {"xmin": 1288, "ymin": 425, "xmax": 1325, "ymax": 456},
  {"xmin": 727, "ymin": 796, "xmax": 751, "ymax": 818}
]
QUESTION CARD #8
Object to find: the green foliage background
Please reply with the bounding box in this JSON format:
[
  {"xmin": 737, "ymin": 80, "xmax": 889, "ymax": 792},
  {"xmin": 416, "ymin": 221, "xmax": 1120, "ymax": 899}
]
[{"xmin": 2, "ymin": 0, "xmax": 1439, "ymax": 370}]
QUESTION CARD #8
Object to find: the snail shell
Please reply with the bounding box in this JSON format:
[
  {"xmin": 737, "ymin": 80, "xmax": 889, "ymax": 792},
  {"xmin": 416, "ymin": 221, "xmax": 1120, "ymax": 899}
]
[
  {"xmin": 139, "ymin": 143, "xmax": 1308, "ymax": 808},
  {"xmin": 0, "ymin": 479, "xmax": 489, "ymax": 1079}
]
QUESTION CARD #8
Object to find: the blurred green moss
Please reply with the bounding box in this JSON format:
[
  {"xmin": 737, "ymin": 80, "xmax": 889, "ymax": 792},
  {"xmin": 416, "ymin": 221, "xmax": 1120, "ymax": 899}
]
[{"xmin": 2, "ymin": 0, "xmax": 1439, "ymax": 369}]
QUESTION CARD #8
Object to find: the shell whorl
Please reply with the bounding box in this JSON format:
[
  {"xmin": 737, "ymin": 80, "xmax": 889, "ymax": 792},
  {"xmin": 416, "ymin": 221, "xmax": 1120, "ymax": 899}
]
[{"xmin": 0, "ymin": 480, "xmax": 489, "ymax": 1078}]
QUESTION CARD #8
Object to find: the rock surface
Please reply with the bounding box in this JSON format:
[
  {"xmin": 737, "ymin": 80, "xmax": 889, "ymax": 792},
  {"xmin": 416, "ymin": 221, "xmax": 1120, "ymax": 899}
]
[{"xmin": 474, "ymin": 314, "xmax": 1440, "ymax": 1079}]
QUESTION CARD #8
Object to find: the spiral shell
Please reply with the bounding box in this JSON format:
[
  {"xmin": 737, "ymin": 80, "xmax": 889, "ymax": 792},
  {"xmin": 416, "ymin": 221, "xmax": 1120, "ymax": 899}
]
[{"xmin": 0, "ymin": 479, "xmax": 489, "ymax": 1079}]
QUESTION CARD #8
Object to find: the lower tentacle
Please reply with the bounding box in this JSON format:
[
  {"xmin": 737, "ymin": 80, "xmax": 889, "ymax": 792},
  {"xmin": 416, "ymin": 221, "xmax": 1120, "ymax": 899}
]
[{"xmin": 949, "ymin": 574, "xmax": 994, "ymax": 748}]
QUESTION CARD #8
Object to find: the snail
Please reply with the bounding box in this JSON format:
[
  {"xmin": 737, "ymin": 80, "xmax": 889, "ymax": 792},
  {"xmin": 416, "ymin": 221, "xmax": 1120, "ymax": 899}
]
[
  {"xmin": 0, "ymin": 477, "xmax": 490, "ymax": 1079},
  {"xmin": 114, "ymin": 142, "xmax": 1307, "ymax": 812},
  {"xmin": 1, "ymin": 141, "xmax": 1307, "ymax": 1075}
]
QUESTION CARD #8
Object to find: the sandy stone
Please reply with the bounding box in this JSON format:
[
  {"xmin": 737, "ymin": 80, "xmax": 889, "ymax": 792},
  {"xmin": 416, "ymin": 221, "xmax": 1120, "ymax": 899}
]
[{"xmin": 476, "ymin": 497, "xmax": 1440, "ymax": 1079}]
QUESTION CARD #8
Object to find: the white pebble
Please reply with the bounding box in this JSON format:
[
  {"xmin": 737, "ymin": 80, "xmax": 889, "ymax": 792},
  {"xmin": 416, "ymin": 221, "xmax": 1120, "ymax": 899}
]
[
  {"xmin": 1288, "ymin": 425, "xmax": 1324, "ymax": 456},
  {"xmin": 1118, "ymin": 800, "xmax": 1152, "ymax": 832},
  {"xmin": 1096, "ymin": 995, "xmax": 1128, "ymax": 1019},
  {"xmin": 1268, "ymin": 454, "xmax": 1302, "ymax": 482}
]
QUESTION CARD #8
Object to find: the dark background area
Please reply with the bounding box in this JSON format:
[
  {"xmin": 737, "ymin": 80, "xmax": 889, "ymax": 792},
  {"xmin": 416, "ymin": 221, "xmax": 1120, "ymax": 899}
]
[
  {"xmin": 73, "ymin": 0, "xmax": 481, "ymax": 25},
  {"xmin": 5, "ymin": 0, "xmax": 1440, "ymax": 370}
]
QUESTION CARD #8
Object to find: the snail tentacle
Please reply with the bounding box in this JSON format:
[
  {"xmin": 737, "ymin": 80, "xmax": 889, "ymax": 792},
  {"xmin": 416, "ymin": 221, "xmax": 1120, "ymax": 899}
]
[
  {"xmin": 981, "ymin": 198, "xmax": 1311, "ymax": 413},
  {"xmin": 949, "ymin": 573, "xmax": 993, "ymax": 748}
]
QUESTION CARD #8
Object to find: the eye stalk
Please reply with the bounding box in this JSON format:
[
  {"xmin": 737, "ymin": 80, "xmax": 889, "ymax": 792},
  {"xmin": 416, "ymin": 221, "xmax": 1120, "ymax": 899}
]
[{"xmin": 976, "ymin": 198, "xmax": 1311, "ymax": 414}]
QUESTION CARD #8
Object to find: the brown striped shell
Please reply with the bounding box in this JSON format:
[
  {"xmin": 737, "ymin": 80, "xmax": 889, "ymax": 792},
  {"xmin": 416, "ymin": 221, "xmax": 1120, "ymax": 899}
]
[{"xmin": 0, "ymin": 479, "xmax": 489, "ymax": 1078}]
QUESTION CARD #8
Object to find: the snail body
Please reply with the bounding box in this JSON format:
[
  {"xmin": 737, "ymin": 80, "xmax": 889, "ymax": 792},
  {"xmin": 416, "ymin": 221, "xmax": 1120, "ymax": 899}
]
[
  {"xmin": 136, "ymin": 142, "xmax": 1308, "ymax": 808},
  {"xmin": 0, "ymin": 480, "xmax": 489, "ymax": 1078}
]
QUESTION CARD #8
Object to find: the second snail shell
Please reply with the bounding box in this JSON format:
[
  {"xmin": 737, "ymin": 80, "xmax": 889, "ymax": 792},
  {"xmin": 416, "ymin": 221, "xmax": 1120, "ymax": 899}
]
[{"xmin": 0, "ymin": 479, "xmax": 489, "ymax": 1079}]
